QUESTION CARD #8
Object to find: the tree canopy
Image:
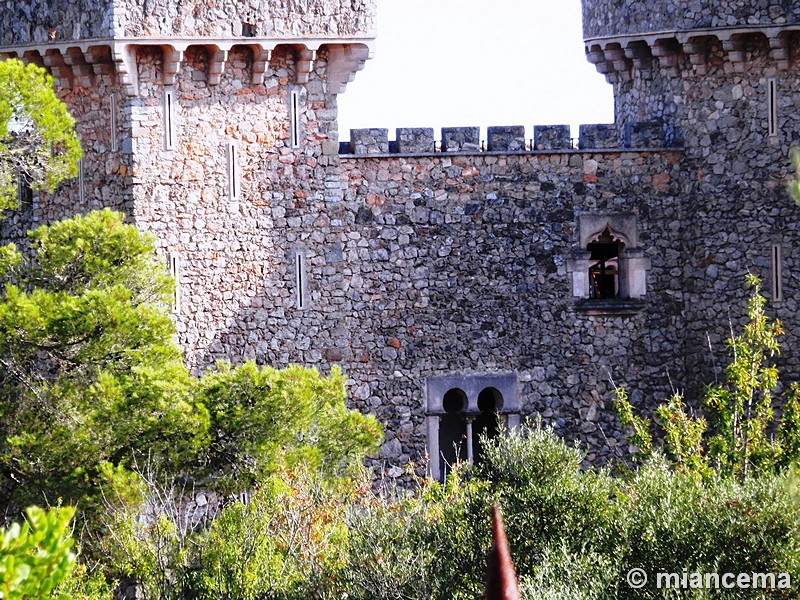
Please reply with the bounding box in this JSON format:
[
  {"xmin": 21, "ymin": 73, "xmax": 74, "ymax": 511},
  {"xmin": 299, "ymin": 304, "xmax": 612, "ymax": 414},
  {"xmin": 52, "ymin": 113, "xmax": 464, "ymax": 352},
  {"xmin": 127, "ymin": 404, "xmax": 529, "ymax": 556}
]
[
  {"xmin": 0, "ymin": 209, "xmax": 205, "ymax": 511},
  {"xmin": 0, "ymin": 210, "xmax": 381, "ymax": 521},
  {"xmin": 0, "ymin": 59, "xmax": 81, "ymax": 211}
]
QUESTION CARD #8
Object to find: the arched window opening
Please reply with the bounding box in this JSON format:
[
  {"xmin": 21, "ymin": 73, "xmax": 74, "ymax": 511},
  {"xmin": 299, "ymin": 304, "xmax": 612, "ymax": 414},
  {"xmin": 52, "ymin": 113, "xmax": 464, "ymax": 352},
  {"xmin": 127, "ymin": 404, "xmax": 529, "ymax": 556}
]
[
  {"xmin": 588, "ymin": 226, "xmax": 623, "ymax": 299},
  {"xmin": 473, "ymin": 387, "xmax": 503, "ymax": 464},
  {"xmin": 439, "ymin": 388, "xmax": 467, "ymax": 478},
  {"xmin": 426, "ymin": 373, "xmax": 520, "ymax": 481}
]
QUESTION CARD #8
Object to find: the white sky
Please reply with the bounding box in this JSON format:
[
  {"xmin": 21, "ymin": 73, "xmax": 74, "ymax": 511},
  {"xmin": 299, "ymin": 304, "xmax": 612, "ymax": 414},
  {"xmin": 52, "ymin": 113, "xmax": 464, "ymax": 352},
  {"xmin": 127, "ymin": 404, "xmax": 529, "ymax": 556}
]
[{"xmin": 337, "ymin": 0, "xmax": 615, "ymax": 143}]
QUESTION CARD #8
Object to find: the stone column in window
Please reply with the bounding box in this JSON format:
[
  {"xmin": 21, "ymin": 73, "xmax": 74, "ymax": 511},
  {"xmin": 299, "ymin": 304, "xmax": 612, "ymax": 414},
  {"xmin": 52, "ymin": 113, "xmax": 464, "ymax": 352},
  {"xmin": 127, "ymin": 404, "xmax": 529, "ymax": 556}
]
[
  {"xmin": 567, "ymin": 251, "xmax": 592, "ymax": 297},
  {"xmin": 622, "ymin": 248, "xmax": 649, "ymax": 299}
]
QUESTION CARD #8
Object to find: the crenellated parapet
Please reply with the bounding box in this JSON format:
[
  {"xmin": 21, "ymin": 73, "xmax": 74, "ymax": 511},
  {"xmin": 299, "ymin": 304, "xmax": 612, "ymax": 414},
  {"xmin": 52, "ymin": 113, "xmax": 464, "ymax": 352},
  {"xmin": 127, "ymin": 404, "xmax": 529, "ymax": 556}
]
[{"xmin": 341, "ymin": 122, "xmax": 680, "ymax": 155}]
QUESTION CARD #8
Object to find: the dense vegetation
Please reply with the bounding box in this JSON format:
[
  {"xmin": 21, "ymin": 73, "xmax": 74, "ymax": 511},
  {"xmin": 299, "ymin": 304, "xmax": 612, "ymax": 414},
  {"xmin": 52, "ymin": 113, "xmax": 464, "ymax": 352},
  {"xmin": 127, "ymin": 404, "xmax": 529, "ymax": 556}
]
[
  {"xmin": 3, "ymin": 58, "xmax": 800, "ymax": 600},
  {"xmin": 5, "ymin": 269, "xmax": 799, "ymax": 599},
  {"xmin": 0, "ymin": 60, "xmax": 81, "ymax": 211},
  {"xmin": 19, "ymin": 423, "xmax": 797, "ymax": 600}
]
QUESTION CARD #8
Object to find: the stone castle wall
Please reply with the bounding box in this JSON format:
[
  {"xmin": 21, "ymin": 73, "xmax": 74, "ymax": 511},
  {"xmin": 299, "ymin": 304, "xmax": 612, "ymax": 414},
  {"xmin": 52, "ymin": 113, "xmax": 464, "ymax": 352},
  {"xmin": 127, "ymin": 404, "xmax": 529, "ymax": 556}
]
[
  {"xmin": 121, "ymin": 0, "xmax": 375, "ymax": 39},
  {"xmin": 667, "ymin": 40, "xmax": 800, "ymax": 397},
  {"xmin": 585, "ymin": 9, "xmax": 800, "ymax": 401},
  {"xmin": 0, "ymin": 0, "xmax": 375, "ymax": 46},
  {"xmin": 583, "ymin": 0, "xmax": 800, "ymax": 39},
  {"xmin": 2, "ymin": 0, "xmax": 800, "ymax": 478},
  {"xmin": 334, "ymin": 149, "xmax": 686, "ymax": 467},
  {"xmin": 0, "ymin": 0, "xmax": 114, "ymax": 45},
  {"xmin": 128, "ymin": 44, "xmax": 347, "ymax": 373}
]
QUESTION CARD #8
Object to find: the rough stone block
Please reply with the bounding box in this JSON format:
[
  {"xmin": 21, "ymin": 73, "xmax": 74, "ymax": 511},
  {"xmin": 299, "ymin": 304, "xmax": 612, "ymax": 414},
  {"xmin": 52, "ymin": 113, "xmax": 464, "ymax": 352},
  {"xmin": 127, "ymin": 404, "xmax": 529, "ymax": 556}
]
[
  {"xmin": 624, "ymin": 121, "xmax": 665, "ymax": 148},
  {"xmin": 395, "ymin": 128, "xmax": 434, "ymax": 153},
  {"xmin": 487, "ymin": 126, "xmax": 525, "ymax": 152},
  {"xmin": 441, "ymin": 127, "xmax": 480, "ymax": 152},
  {"xmin": 349, "ymin": 128, "xmax": 389, "ymax": 155},
  {"xmin": 534, "ymin": 125, "xmax": 572, "ymax": 150},
  {"xmin": 578, "ymin": 124, "xmax": 618, "ymax": 149}
]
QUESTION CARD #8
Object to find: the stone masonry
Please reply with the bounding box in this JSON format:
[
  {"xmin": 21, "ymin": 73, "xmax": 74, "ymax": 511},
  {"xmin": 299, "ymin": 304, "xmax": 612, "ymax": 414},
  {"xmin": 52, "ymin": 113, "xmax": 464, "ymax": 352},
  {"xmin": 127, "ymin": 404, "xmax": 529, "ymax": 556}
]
[{"xmin": 1, "ymin": 0, "xmax": 800, "ymax": 481}]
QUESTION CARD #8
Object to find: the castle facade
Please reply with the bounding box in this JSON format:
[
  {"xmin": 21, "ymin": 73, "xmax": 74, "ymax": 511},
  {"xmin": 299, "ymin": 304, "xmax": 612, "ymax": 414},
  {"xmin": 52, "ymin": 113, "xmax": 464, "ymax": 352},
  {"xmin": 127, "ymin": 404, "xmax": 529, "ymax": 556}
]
[{"xmin": 1, "ymin": 0, "xmax": 799, "ymax": 479}]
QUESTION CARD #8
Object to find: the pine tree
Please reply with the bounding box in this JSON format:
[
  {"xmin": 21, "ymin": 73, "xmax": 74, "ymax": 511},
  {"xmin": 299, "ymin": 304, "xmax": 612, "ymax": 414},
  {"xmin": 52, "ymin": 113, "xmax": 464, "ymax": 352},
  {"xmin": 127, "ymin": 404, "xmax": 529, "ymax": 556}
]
[{"xmin": 0, "ymin": 59, "xmax": 81, "ymax": 211}]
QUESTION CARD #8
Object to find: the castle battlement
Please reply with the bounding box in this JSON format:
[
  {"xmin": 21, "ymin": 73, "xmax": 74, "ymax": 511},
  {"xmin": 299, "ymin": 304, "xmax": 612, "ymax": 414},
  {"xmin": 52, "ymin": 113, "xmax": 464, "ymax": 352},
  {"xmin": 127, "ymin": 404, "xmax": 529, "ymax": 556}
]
[{"xmin": 341, "ymin": 121, "xmax": 679, "ymax": 155}]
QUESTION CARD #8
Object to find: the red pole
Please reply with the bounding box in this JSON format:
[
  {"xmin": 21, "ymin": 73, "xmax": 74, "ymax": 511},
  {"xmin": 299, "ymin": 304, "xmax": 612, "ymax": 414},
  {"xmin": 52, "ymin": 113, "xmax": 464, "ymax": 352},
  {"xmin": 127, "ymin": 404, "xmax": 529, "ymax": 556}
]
[{"xmin": 485, "ymin": 504, "xmax": 521, "ymax": 600}]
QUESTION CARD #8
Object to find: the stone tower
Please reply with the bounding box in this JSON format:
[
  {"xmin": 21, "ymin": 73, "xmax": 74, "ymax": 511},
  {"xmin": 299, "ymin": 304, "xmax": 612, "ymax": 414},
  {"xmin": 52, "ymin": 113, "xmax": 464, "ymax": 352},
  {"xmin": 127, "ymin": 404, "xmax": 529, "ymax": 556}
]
[
  {"xmin": 583, "ymin": 0, "xmax": 800, "ymax": 400},
  {"xmin": 0, "ymin": 0, "xmax": 375, "ymax": 368}
]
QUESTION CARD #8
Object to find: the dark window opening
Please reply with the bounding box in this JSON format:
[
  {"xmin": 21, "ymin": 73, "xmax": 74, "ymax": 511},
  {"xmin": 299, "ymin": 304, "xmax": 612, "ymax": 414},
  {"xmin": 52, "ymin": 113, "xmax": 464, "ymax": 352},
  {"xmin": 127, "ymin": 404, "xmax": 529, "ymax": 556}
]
[
  {"xmin": 473, "ymin": 387, "xmax": 502, "ymax": 464},
  {"xmin": 439, "ymin": 388, "xmax": 467, "ymax": 478},
  {"xmin": 242, "ymin": 22, "xmax": 256, "ymax": 37},
  {"xmin": 588, "ymin": 227, "xmax": 623, "ymax": 299},
  {"xmin": 17, "ymin": 177, "xmax": 33, "ymax": 207}
]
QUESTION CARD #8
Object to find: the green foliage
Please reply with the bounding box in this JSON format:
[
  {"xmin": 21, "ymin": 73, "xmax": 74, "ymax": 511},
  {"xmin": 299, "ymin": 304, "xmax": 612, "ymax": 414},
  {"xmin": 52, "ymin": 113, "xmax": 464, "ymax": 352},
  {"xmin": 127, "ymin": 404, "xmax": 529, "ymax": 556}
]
[
  {"xmin": 328, "ymin": 473, "xmax": 460, "ymax": 600},
  {"xmin": 0, "ymin": 59, "xmax": 81, "ymax": 212},
  {"xmin": 614, "ymin": 276, "xmax": 800, "ymax": 480},
  {"xmin": 612, "ymin": 386, "xmax": 654, "ymax": 460},
  {"xmin": 55, "ymin": 562, "xmax": 114, "ymax": 600},
  {"xmin": 90, "ymin": 424, "xmax": 800, "ymax": 600},
  {"xmin": 654, "ymin": 393, "xmax": 709, "ymax": 476},
  {"xmin": 618, "ymin": 460, "xmax": 800, "ymax": 599},
  {"xmin": 467, "ymin": 426, "xmax": 621, "ymax": 573},
  {"xmin": 519, "ymin": 548, "xmax": 618, "ymax": 600},
  {"xmin": 788, "ymin": 147, "xmax": 800, "ymax": 204},
  {"xmin": 100, "ymin": 463, "xmax": 367, "ymax": 600},
  {"xmin": 705, "ymin": 275, "xmax": 784, "ymax": 478},
  {"xmin": 0, "ymin": 506, "xmax": 76, "ymax": 600},
  {"xmin": 197, "ymin": 361, "xmax": 382, "ymax": 493},
  {"xmin": 196, "ymin": 466, "xmax": 354, "ymax": 600},
  {"xmin": 101, "ymin": 472, "xmax": 194, "ymax": 600},
  {"xmin": 778, "ymin": 384, "xmax": 800, "ymax": 468},
  {"xmin": 0, "ymin": 209, "xmax": 205, "ymax": 513},
  {"xmin": 325, "ymin": 426, "xmax": 800, "ymax": 599}
]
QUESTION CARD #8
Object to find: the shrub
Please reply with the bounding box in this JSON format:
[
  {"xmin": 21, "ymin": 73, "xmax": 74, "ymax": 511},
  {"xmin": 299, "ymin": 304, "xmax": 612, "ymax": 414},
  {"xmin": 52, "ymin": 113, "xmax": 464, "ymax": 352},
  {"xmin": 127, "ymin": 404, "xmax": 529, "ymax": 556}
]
[
  {"xmin": 196, "ymin": 465, "xmax": 354, "ymax": 600},
  {"xmin": 0, "ymin": 506, "xmax": 76, "ymax": 600},
  {"xmin": 618, "ymin": 461, "xmax": 800, "ymax": 598},
  {"xmin": 330, "ymin": 499, "xmax": 438, "ymax": 600},
  {"xmin": 196, "ymin": 362, "xmax": 382, "ymax": 494},
  {"xmin": 614, "ymin": 276, "xmax": 800, "ymax": 480}
]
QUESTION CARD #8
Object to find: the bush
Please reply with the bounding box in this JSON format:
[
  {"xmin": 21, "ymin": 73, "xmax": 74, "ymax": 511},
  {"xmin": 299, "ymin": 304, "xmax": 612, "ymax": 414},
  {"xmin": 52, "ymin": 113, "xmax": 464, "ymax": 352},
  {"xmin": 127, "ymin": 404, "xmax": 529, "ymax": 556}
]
[
  {"xmin": 330, "ymin": 499, "xmax": 438, "ymax": 600},
  {"xmin": 618, "ymin": 462, "xmax": 800, "ymax": 599},
  {"xmin": 0, "ymin": 506, "xmax": 76, "ymax": 600},
  {"xmin": 196, "ymin": 465, "xmax": 353, "ymax": 600},
  {"xmin": 94, "ymin": 423, "xmax": 800, "ymax": 599},
  {"xmin": 196, "ymin": 362, "xmax": 382, "ymax": 493}
]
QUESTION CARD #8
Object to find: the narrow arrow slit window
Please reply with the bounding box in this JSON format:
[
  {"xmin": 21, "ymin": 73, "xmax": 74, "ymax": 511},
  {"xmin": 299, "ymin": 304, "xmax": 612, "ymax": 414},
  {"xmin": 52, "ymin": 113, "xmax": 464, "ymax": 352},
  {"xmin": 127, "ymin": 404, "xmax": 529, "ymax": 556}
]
[
  {"xmin": 771, "ymin": 243, "xmax": 783, "ymax": 302},
  {"xmin": 227, "ymin": 142, "xmax": 239, "ymax": 201},
  {"xmin": 110, "ymin": 92, "xmax": 118, "ymax": 152},
  {"xmin": 295, "ymin": 252, "xmax": 306, "ymax": 309},
  {"xmin": 168, "ymin": 252, "xmax": 180, "ymax": 312},
  {"xmin": 768, "ymin": 78, "xmax": 778, "ymax": 138},
  {"xmin": 164, "ymin": 89, "xmax": 177, "ymax": 150},
  {"xmin": 78, "ymin": 157, "xmax": 85, "ymax": 203},
  {"xmin": 290, "ymin": 90, "xmax": 301, "ymax": 148}
]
